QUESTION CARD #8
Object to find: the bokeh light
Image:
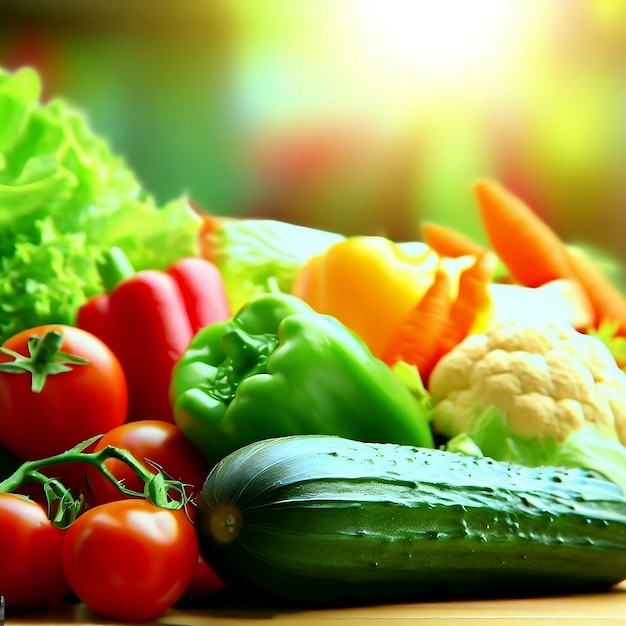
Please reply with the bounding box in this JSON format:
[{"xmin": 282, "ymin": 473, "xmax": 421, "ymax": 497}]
[{"xmin": 1, "ymin": 0, "xmax": 624, "ymax": 276}]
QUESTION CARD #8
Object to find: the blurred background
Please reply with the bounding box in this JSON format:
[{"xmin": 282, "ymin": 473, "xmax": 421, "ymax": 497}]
[{"xmin": 0, "ymin": 0, "xmax": 624, "ymax": 267}]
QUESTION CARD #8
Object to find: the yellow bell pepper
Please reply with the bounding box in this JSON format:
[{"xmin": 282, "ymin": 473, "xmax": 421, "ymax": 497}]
[{"xmin": 292, "ymin": 236, "xmax": 443, "ymax": 359}]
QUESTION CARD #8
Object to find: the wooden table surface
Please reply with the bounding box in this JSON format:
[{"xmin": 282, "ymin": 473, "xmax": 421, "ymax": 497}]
[{"xmin": 6, "ymin": 582, "xmax": 626, "ymax": 626}]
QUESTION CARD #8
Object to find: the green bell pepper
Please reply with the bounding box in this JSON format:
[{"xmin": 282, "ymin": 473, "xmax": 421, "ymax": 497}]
[{"xmin": 171, "ymin": 293, "xmax": 434, "ymax": 466}]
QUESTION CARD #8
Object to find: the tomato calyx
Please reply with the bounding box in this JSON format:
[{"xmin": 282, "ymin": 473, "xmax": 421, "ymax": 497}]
[
  {"xmin": 0, "ymin": 436, "xmax": 190, "ymax": 528},
  {"xmin": 0, "ymin": 330, "xmax": 89, "ymax": 393}
]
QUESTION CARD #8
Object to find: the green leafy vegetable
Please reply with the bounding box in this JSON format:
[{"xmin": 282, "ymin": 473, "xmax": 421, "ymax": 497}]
[
  {"xmin": 203, "ymin": 217, "xmax": 344, "ymax": 313},
  {"xmin": 0, "ymin": 66, "xmax": 201, "ymax": 342},
  {"xmin": 587, "ymin": 320, "xmax": 626, "ymax": 372}
]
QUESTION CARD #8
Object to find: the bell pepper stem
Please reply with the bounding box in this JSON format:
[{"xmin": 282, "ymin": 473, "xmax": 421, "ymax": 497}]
[
  {"xmin": 98, "ymin": 246, "xmax": 136, "ymax": 293},
  {"xmin": 211, "ymin": 329, "xmax": 279, "ymax": 403},
  {"xmin": 222, "ymin": 328, "xmax": 278, "ymax": 373}
]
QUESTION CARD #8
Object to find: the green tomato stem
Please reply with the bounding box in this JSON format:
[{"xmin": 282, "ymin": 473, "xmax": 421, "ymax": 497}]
[
  {"xmin": 0, "ymin": 330, "xmax": 89, "ymax": 393},
  {"xmin": 0, "ymin": 436, "xmax": 188, "ymax": 527}
]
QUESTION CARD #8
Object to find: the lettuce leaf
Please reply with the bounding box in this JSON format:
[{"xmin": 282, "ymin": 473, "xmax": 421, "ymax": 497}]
[
  {"xmin": 0, "ymin": 66, "xmax": 201, "ymax": 342},
  {"xmin": 204, "ymin": 217, "xmax": 344, "ymax": 313}
]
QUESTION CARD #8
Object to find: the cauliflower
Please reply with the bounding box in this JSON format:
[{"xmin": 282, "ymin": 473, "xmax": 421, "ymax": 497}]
[{"xmin": 430, "ymin": 320, "xmax": 626, "ymax": 490}]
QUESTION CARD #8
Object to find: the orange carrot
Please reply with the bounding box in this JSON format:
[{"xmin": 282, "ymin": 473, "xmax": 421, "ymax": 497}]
[
  {"xmin": 198, "ymin": 214, "xmax": 238, "ymax": 259},
  {"xmin": 473, "ymin": 179, "xmax": 576, "ymax": 288},
  {"xmin": 434, "ymin": 252, "xmax": 496, "ymax": 362},
  {"xmin": 566, "ymin": 248, "xmax": 626, "ymax": 336},
  {"xmin": 473, "ymin": 179, "xmax": 626, "ymax": 334},
  {"xmin": 422, "ymin": 221, "xmax": 487, "ymax": 258},
  {"xmin": 382, "ymin": 269, "xmax": 453, "ymax": 381}
]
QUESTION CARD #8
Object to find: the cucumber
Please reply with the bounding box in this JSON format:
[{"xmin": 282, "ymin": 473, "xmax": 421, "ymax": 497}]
[{"xmin": 196, "ymin": 435, "xmax": 626, "ymax": 606}]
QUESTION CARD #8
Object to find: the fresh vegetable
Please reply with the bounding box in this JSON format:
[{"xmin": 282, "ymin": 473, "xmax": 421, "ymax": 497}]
[
  {"xmin": 3, "ymin": 65, "xmax": 625, "ymax": 613},
  {"xmin": 171, "ymin": 292, "xmax": 433, "ymax": 466},
  {"xmin": 14, "ymin": 459, "xmax": 89, "ymax": 507},
  {"xmin": 292, "ymin": 235, "xmax": 495, "ymax": 380},
  {"xmin": 196, "ymin": 434, "xmax": 626, "ymax": 606},
  {"xmin": 77, "ymin": 248, "xmax": 230, "ymax": 423},
  {"xmin": 0, "ymin": 325, "xmax": 128, "ymax": 461},
  {"xmin": 588, "ymin": 320, "xmax": 626, "ymax": 372},
  {"xmin": 0, "ymin": 66, "xmax": 202, "ymax": 344},
  {"xmin": 487, "ymin": 279, "xmax": 594, "ymax": 330},
  {"xmin": 473, "ymin": 179, "xmax": 576, "ymax": 288},
  {"xmin": 382, "ymin": 268, "xmax": 454, "ymax": 377},
  {"xmin": 382, "ymin": 252, "xmax": 496, "ymax": 381},
  {"xmin": 433, "ymin": 251, "xmax": 497, "ymax": 361},
  {"xmin": 85, "ymin": 420, "xmax": 210, "ymax": 508},
  {"xmin": 421, "ymin": 221, "xmax": 487, "ymax": 258},
  {"xmin": 86, "ymin": 420, "xmax": 226, "ymax": 604},
  {"xmin": 200, "ymin": 216, "xmax": 344, "ymax": 313},
  {"xmin": 473, "ymin": 179, "xmax": 626, "ymax": 334},
  {"xmin": 0, "ymin": 493, "xmax": 69, "ymax": 611},
  {"xmin": 565, "ymin": 246, "xmax": 626, "ymax": 336},
  {"xmin": 62, "ymin": 499, "xmax": 199, "ymax": 623},
  {"xmin": 292, "ymin": 235, "xmax": 448, "ymax": 358},
  {"xmin": 0, "ymin": 434, "xmax": 190, "ymax": 522},
  {"xmin": 429, "ymin": 320, "xmax": 626, "ymax": 490},
  {"xmin": 0, "ymin": 433, "xmax": 196, "ymax": 618}
]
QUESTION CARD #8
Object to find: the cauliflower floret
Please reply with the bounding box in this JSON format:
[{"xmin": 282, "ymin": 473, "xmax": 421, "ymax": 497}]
[{"xmin": 430, "ymin": 320, "xmax": 626, "ymax": 470}]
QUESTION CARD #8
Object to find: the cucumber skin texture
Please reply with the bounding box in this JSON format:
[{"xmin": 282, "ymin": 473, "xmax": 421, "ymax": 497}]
[{"xmin": 196, "ymin": 435, "xmax": 626, "ymax": 606}]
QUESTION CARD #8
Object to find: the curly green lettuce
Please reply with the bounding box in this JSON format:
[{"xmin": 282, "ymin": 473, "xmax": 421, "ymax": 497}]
[{"xmin": 0, "ymin": 66, "xmax": 201, "ymax": 342}]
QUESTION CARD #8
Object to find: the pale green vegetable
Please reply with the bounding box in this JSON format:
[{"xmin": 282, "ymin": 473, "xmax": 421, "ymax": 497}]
[{"xmin": 204, "ymin": 217, "xmax": 344, "ymax": 312}]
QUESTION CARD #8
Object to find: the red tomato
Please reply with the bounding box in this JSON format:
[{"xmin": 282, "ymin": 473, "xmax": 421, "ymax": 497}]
[
  {"xmin": 0, "ymin": 493, "xmax": 69, "ymax": 611},
  {"xmin": 0, "ymin": 324, "xmax": 128, "ymax": 461},
  {"xmin": 62, "ymin": 500, "xmax": 198, "ymax": 622},
  {"xmin": 85, "ymin": 420, "xmax": 209, "ymax": 507}
]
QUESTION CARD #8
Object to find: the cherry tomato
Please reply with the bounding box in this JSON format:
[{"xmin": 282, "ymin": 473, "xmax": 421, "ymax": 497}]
[
  {"xmin": 85, "ymin": 420, "xmax": 209, "ymax": 508},
  {"xmin": 0, "ymin": 493, "xmax": 69, "ymax": 611},
  {"xmin": 0, "ymin": 324, "xmax": 128, "ymax": 461},
  {"xmin": 62, "ymin": 500, "xmax": 198, "ymax": 622}
]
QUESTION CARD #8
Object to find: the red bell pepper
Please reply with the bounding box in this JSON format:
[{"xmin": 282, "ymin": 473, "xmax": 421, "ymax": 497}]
[{"xmin": 77, "ymin": 248, "xmax": 231, "ymax": 424}]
